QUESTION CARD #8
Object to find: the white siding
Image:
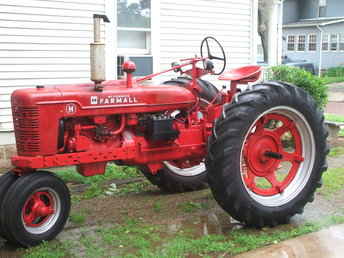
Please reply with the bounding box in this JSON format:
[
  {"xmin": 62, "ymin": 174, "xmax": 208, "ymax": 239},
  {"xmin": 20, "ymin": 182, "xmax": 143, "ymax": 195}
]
[
  {"xmin": 0, "ymin": 0, "xmax": 257, "ymax": 133},
  {"xmin": 158, "ymin": 0, "xmax": 257, "ymax": 83},
  {"xmin": 0, "ymin": 0, "xmax": 107, "ymax": 131}
]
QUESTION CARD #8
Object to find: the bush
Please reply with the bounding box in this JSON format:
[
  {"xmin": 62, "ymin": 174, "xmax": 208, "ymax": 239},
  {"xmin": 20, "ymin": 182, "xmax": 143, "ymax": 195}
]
[
  {"xmin": 268, "ymin": 65, "xmax": 328, "ymax": 108},
  {"xmin": 324, "ymin": 66, "xmax": 344, "ymax": 77}
]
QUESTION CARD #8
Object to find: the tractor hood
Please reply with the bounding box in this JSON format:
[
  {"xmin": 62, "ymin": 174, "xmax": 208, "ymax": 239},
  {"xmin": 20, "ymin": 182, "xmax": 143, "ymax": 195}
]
[{"xmin": 11, "ymin": 81, "xmax": 197, "ymax": 115}]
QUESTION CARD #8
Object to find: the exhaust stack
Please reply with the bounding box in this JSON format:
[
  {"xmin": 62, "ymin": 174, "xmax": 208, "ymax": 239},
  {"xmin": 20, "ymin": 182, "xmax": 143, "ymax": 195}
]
[{"xmin": 90, "ymin": 14, "xmax": 110, "ymax": 91}]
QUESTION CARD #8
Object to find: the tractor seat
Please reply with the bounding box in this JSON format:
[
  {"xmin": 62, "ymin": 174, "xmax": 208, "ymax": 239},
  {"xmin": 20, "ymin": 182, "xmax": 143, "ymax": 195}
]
[{"xmin": 218, "ymin": 66, "xmax": 262, "ymax": 83}]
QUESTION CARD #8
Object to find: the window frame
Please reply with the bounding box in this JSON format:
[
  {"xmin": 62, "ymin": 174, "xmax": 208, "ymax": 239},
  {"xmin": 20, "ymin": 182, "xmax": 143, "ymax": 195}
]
[
  {"xmin": 287, "ymin": 35, "xmax": 296, "ymax": 51},
  {"xmin": 322, "ymin": 33, "xmax": 330, "ymax": 51},
  {"xmin": 330, "ymin": 33, "xmax": 339, "ymax": 51},
  {"xmin": 117, "ymin": 0, "xmax": 152, "ymax": 56},
  {"xmin": 308, "ymin": 34, "xmax": 317, "ymax": 51},
  {"xmin": 297, "ymin": 35, "xmax": 306, "ymax": 52},
  {"xmin": 117, "ymin": 27, "xmax": 152, "ymax": 55},
  {"xmin": 339, "ymin": 33, "xmax": 344, "ymax": 52}
]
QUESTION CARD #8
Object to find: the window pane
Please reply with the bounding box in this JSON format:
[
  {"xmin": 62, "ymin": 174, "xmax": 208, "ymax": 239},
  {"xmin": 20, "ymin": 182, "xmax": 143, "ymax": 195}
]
[
  {"xmin": 340, "ymin": 34, "xmax": 344, "ymax": 51},
  {"xmin": 309, "ymin": 35, "xmax": 317, "ymax": 51},
  {"xmin": 117, "ymin": 0, "xmax": 151, "ymax": 28},
  {"xmin": 298, "ymin": 35, "xmax": 306, "ymax": 51},
  {"xmin": 322, "ymin": 34, "xmax": 329, "ymax": 51},
  {"xmin": 319, "ymin": 0, "xmax": 327, "ymax": 6},
  {"xmin": 331, "ymin": 34, "xmax": 338, "ymax": 51},
  {"xmin": 287, "ymin": 35, "xmax": 295, "ymax": 51},
  {"xmin": 118, "ymin": 30, "xmax": 147, "ymax": 49}
]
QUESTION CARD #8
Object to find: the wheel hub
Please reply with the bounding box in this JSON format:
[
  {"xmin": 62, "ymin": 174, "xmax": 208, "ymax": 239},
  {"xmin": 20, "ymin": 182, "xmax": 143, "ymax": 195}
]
[
  {"xmin": 22, "ymin": 191, "xmax": 55, "ymax": 228},
  {"xmin": 242, "ymin": 112, "xmax": 305, "ymax": 197},
  {"xmin": 246, "ymin": 133, "xmax": 280, "ymax": 177}
]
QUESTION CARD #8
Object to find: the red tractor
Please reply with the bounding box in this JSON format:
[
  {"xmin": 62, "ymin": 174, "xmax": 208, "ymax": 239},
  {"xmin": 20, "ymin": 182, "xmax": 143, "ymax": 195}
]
[{"xmin": 0, "ymin": 16, "xmax": 328, "ymax": 247}]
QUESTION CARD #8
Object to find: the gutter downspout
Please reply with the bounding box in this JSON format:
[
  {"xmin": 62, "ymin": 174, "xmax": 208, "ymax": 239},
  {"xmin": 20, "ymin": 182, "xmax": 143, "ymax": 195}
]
[
  {"xmin": 316, "ymin": 25, "xmax": 324, "ymax": 77},
  {"xmin": 277, "ymin": 0, "xmax": 285, "ymax": 65}
]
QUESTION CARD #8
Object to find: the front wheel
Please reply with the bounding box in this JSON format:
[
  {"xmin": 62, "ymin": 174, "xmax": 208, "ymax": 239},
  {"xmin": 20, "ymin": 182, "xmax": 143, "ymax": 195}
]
[
  {"xmin": 0, "ymin": 171, "xmax": 71, "ymax": 247},
  {"xmin": 206, "ymin": 81, "xmax": 328, "ymax": 227}
]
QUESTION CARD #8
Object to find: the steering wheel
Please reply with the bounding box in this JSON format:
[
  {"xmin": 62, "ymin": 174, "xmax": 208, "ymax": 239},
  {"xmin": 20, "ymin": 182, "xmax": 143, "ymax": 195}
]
[{"xmin": 200, "ymin": 36, "xmax": 226, "ymax": 75}]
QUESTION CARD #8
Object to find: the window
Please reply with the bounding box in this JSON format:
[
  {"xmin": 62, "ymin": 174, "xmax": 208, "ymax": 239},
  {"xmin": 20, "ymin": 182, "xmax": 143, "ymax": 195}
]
[
  {"xmin": 117, "ymin": 0, "xmax": 151, "ymax": 54},
  {"xmin": 287, "ymin": 35, "xmax": 296, "ymax": 51},
  {"xmin": 331, "ymin": 34, "xmax": 339, "ymax": 51},
  {"xmin": 322, "ymin": 34, "xmax": 329, "ymax": 51},
  {"xmin": 297, "ymin": 35, "xmax": 306, "ymax": 51},
  {"xmin": 340, "ymin": 33, "xmax": 344, "ymax": 51},
  {"xmin": 319, "ymin": 0, "xmax": 327, "ymax": 17},
  {"xmin": 308, "ymin": 34, "xmax": 317, "ymax": 51}
]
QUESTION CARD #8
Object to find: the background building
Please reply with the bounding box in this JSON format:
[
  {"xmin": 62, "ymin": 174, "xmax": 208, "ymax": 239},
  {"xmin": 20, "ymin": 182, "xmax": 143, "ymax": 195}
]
[{"xmin": 283, "ymin": 0, "xmax": 344, "ymax": 74}]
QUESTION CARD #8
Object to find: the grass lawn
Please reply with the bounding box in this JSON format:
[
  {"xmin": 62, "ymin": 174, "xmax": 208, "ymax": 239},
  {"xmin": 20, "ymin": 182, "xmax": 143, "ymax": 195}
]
[
  {"xmin": 323, "ymin": 76, "xmax": 344, "ymax": 84},
  {"xmin": 319, "ymin": 167, "xmax": 344, "ymax": 198},
  {"xmin": 325, "ymin": 113, "xmax": 344, "ymax": 137},
  {"xmin": 23, "ymin": 214, "xmax": 344, "ymax": 258},
  {"xmin": 22, "ymin": 164, "xmax": 344, "ymax": 258},
  {"xmin": 52, "ymin": 164, "xmax": 144, "ymax": 201},
  {"xmin": 325, "ymin": 113, "xmax": 344, "ymax": 123},
  {"xmin": 54, "ymin": 164, "xmax": 140, "ymax": 185}
]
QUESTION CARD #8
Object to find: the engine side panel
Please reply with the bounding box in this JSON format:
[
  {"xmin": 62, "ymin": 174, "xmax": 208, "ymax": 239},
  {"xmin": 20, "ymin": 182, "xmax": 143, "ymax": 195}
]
[{"xmin": 11, "ymin": 83, "xmax": 196, "ymax": 156}]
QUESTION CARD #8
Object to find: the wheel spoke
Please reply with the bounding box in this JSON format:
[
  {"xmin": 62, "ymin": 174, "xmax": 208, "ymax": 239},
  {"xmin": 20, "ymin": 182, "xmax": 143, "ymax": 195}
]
[
  {"xmin": 255, "ymin": 116, "xmax": 267, "ymax": 134},
  {"xmin": 45, "ymin": 207, "xmax": 55, "ymax": 216},
  {"xmin": 281, "ymin": 151, "xmax": 304, "ymax": 163},
  {"xmin": 32, "ymin": 192, "xmax": 42, "ymax": 202},
  {"xmin": 244, "ymin": 169, "xmax": 256, "ymax": 190},
  {"xmin": 206, "ymin": 39, "xmax": 211, "ymax": 57},
  {"xmin": 23, "ymin": 212, "xmax": 36, "ymax": 225},
  {"xmin": 211, "ymin": 56, "xmax": 225, "ymax": 61},
  {"xmin": 274, "ymin": 120, "xmax": 293, "ymax": 137},
  {"xmin": 265, "ymin": 172, "xmax": 282, "ymax": 193}
]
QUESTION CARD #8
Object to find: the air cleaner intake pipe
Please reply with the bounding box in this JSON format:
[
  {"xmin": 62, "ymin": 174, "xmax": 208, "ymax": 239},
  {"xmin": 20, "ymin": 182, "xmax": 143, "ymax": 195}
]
[{"xmin": 90, "ymin": 14, "xmax": 110, "ymax": 92}]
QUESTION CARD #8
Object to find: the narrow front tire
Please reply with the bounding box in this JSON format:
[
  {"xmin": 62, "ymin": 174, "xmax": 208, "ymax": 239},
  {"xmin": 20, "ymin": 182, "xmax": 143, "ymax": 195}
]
[{"xmin": 0, "ymin": 171, "xmax": 71, "ymax": 247}]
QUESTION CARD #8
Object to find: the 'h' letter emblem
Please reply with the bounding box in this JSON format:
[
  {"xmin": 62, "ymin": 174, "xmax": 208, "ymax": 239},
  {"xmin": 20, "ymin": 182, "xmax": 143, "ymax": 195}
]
[{"xmin": 91, "ymin": 96, "xmax": 98, "ymax": 105}]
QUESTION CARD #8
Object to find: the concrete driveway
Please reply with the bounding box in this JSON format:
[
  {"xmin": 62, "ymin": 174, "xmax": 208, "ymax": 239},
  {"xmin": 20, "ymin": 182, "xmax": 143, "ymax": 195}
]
[
  {"xmin": 236, "ymin": 224, "xmax": 344, "ymax": 258},
  {"xmin": 326, "ymin": 82, "xmax": 344, "ymax": 115}
]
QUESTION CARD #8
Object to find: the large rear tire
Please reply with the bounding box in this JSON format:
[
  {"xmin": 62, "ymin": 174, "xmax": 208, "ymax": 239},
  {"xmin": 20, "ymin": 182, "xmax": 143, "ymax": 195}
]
[
  {"xmin": 206, "ymin": 81, "xmax": 328, "ymax": 227},
  {"xmin": 0, "ymin": 172, "xmax": 19, "ymax": 238}
]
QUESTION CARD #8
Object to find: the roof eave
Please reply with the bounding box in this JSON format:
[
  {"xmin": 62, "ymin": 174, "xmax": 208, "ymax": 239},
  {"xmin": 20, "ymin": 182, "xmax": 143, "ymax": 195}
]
[
  {"xmin": 283, "ymin": 19, "xmax": 344, "ymax": 29},
  {"xmin": 283, "ymin": 24, "xmax": 317, "ymax": 28}
]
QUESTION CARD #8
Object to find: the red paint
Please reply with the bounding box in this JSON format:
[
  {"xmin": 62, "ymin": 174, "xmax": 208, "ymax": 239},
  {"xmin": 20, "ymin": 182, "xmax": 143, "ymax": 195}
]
[
  {"xmin": 10, "ymin": 56, "xmax": 262, "ymax": 179},
  {"xmin": 22, "ymin": 191, "xmax": 55, "ymax": 228},
  {"xmin": 218, "ymin": 65, "xmax": 262, "ymax": 82},
  {"xmin": 242, "ymin": 114, "xmax": 303, "ymax": 196}
]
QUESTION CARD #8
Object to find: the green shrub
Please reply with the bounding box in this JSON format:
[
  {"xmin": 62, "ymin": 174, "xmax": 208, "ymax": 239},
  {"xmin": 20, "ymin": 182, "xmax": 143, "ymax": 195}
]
[
  {"xmin": 268, "ymin": 65, "xmax": 328, "ymax": 108},
  {"xmin": 324, "ymin": 66, "xmax": 344, "ymax": 77}
]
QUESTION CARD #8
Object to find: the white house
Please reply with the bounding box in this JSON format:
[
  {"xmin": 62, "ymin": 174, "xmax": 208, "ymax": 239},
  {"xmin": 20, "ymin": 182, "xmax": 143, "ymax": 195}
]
[{"xmin": 0, "ymin": 0, "xmax": 285, "ymax": 167}]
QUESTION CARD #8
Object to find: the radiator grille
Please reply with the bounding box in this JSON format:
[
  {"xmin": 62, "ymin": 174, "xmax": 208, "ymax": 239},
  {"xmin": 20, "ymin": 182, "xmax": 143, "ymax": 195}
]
[{"xmin": 12, "ymin": 106, "xmax": 40, "ymax": 154}]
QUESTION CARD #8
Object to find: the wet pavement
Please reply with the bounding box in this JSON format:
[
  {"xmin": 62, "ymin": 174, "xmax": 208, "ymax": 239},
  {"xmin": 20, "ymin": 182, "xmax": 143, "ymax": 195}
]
[
  {"xmin": 326, "ymin": 102, "xmax": 344, "ymax": 116},
  {"xmin": 236, "ymin": 224, "xmax": 344, "ymax": 258},
  {"xmin": 326, "ymin": 82, "xmax": 344, "ymax": 116}
]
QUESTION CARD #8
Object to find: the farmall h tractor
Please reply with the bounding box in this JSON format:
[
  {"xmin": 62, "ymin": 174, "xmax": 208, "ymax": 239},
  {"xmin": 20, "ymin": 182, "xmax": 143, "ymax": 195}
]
[{"xmin": 0, "ymin": 15, "xmax": 328, "ymax": 247}]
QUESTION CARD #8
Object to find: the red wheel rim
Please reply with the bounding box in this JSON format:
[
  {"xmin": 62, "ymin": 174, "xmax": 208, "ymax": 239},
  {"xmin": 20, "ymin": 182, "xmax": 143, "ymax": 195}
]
[
  {"xmin": 242, "ymin": 113, "xmax": 304, "ymax": 196},
  {"xmin": 22, "ymin": 191, "xmax": 55, "ymax": 228}
]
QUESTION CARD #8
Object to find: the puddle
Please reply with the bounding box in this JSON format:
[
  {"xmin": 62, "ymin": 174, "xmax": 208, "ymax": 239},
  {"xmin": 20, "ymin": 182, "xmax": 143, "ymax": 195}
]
[
  {"xmin": 235, "ymin": 224, "xmax": 344, "ymax": 258},
  {"xmin": 165, "ymin": 210, "xmax": 243, "ymax": 237}
]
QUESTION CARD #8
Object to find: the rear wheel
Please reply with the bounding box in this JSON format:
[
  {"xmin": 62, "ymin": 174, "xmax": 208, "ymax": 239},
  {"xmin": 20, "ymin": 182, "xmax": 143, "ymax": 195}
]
[
  {"xmin": 0, "ymin": 172, "xmax": 18, "ymax": 238},
  {"xmin": 0, "ymin": 171, "xmax": 70, "ymax": 247},
  {"xmin": 206, "ymin": 81, "xmax": 328, "ymax": 227},
  {"xmin": 140, "ymin": 161, "xmax": 207, "ymax": 193}
]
